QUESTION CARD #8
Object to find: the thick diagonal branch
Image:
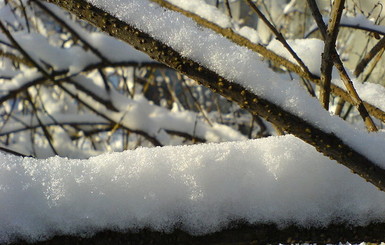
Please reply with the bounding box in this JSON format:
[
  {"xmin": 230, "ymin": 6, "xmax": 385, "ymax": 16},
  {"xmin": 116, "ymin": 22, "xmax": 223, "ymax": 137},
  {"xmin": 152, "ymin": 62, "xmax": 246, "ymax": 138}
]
[
  {"xmin": 147, "ymin": 0, "xmax": 385, "ymax": 127},
  {"xmin": 40, "ymin": 0, "xmax": 385, "ymax": 191}
]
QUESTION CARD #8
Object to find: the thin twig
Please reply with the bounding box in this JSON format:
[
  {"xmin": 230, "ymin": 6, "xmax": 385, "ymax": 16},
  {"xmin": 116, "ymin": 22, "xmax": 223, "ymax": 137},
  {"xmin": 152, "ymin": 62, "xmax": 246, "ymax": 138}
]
[
  {"xmin": 363, "ymin": 47, "xmax": 385, "ymax": 82},
  {"xmin": 305, "ymin": 22, "xmax": 385, "ymax": 38},
  {"xmin": 319, "ymin": 0, "xmax": 345, "ymax": 110},
  {"xmin": 18, "ymin": 0, "xmax": 31, "ymax": 33},
  {"xmin": 246, "ymin": 0, "xmax": 313, "ymax": 76},
  {"xmin": 0, "ymin": 145, "xmax": 31, "ymax": 157},
  {"xmin": 181, "ymin": 77, "xmax": 213, "ymax": 126},
  {"xmin": 32, "ymin": 0, "xmax": 111, "ymax": 63},
  {"xmin": 149, "ymin": 0, "xmax": 385, "ymax": 126},
  {"xmin": 354, "ymin": 35, "xmax": 385, "ymax": 77},
  {"xmin": 224, "ymin": 0, "xmax": 232, "ymax": 18},
  {"xmin": 334, "ymin": 97, "xmax": 345, "ymax": 116},
  {"xmin": 25, "ymin": 91, "xmax": 59, "ymax": 155},
  {"xmin": 306, "ymin": 0, "xmax": 377, "ymax": 132}
]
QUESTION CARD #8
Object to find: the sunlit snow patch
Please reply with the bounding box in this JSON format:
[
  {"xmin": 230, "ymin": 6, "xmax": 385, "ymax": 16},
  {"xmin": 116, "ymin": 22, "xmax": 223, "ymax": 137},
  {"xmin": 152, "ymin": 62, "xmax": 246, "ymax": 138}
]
[{"xmin": 1, "ymin": 135, "xmax": 385, "ymax": 243}]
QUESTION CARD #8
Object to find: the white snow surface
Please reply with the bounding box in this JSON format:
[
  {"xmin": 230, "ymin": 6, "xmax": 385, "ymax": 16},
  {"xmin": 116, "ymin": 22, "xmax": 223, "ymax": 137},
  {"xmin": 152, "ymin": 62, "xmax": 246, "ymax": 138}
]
[
  {"xmin": 267, "ymin": 38, "xmax": 324, "ymax": 76},
  {"xmin": 165, "ymin": 0, "xmax": 231, "ymax": 28},
  {"xmin": 163, "ymin": 0, "xmax": 261, "ymax": 43},
  {"xmin": 3, "ymin": 1, "xmax": 385, "ymax": 243},
  {"xmin": 1, "ymin": 135, "xmax": 385, "ymax": 243},
  {"xmin": 306, "ymin": 14, "xmax": 385, "ymax": 37}
]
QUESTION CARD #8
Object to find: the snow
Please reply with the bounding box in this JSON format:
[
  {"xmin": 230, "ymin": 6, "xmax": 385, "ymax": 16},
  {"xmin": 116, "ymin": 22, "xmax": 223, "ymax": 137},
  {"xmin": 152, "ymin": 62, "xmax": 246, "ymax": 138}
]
[
  {"xmin": 0, "ymin": 31, "xmax": 154, "ymax": 75},
  {"xmin": 65, "ymin": 76, "xmax": 246, "ymax": 144},
  {"xmin": 0, "ymin": 3, "xmax": 246, "ymax": 155},
  {"xmin": 165, "ymin": 0, "xmax": 232, "ymax": 28},
  {"xmin": 1, "ymin": 135, "xmax": 385, "ymax": 243},
  {"xmin": 267, "ymin": 38, "xmax": 324, "ymax": 76},
  {"xmin": 84, "ymin": 0, "xmax": 385, "ymax": 168},
  {"xmin": 158, "ymin": 0, "xmax": 261, "ymax": 43},
  {"xmin": 266, "ymin": 38, "xmax": 385, "ymax": 124},
  {"xmin": 3, "ymin": 0, "xmax": 385, "ymax": 243},
  {"xmin": 306, "ymin": 14, "xmax": 385, "ymax": 37}
]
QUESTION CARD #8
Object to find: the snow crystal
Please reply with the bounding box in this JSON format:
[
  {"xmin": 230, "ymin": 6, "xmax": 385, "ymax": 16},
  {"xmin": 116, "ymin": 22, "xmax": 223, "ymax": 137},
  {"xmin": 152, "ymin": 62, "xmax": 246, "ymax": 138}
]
[
  {"xmin": 1, "ymin": 135, "xmax": 385, "ymax": 243},
  {"xmin": 165, "ymin": 0, "xmax": 231, "ymax": 28},
  {"xmin": 267, "ymin": 38, "xmax": 324, "ymax": 76}
]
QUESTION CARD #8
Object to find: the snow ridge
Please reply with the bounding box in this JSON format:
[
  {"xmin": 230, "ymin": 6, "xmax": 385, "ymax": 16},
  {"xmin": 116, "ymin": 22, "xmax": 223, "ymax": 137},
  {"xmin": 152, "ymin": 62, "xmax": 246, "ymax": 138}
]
[{"xmin": 1, "ymin": 135, "xmax": 385, "ymax": 243}]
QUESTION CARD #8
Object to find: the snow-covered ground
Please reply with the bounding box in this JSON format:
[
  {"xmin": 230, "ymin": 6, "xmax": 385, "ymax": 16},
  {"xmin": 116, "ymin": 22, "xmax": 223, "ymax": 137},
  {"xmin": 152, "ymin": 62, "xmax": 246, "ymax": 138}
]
[{"xmin": 1, "ymin": 135, "xmax": 385, "ymax": 244}]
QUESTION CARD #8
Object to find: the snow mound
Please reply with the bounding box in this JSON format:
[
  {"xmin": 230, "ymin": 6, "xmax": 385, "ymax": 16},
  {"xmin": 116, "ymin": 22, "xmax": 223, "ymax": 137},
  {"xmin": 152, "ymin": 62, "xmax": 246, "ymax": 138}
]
[{"xmin": 1, "ymin": 135, "xmax": 385, "ymax": 243}]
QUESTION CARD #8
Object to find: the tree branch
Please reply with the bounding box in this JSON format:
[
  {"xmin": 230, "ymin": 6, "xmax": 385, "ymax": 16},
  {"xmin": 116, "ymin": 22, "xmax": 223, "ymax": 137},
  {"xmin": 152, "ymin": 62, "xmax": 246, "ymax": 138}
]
[
  {"xmin": 245, "ymin": 0, "xmax": 312, "ymax": 76},
  {"xmin": 148, "ymin": 0, "xmax": 385, "ymax": 128},
  {"xmin": 149, "ymin": 0, "xmax": 317, "ymax": 80},
  {"xmin": 40, "ymin": 0, "xmax": 385, "ymax": 191},
  {"xmin": 319, "ymin": 0, "xmax": 345, "ymax": 110},
  {"xmin": 306, "ymin": 0, "xmax": 377, "ymax": 132},
  {"xmin": 354, "ymin": 35, "xmax": 385, "ymax": 77}
]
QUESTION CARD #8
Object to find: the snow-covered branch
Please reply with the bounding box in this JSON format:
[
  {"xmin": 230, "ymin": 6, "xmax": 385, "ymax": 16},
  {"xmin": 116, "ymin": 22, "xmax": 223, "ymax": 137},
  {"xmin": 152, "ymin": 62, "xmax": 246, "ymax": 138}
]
[
  {"xmin": 38, "ymin": 0, "xmax": 385, "ymax": 192},
  {"xmin": 148, "ymin": 0, "xmax": 385, "ymax": 125},
  {"xmin": 3, "ymin": 0, "xmax": 385, "ymax": 243},
  {"xmin": 0, "ymin": 1, "xmax": 249, "ymax": 158}
]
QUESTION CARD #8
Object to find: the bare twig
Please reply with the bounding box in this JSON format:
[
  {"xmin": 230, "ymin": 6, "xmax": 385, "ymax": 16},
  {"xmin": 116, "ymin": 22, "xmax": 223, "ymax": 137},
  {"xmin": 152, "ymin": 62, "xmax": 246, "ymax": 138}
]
[
  {"xmin": 25, "ymin": 91, "xmax": 59, "ymax": 155},
  {"xmin": 363, "ymin": 47, "xmax": 385, "ymax": 82},
  {"xmin": 306, "ymin": 22, "xmax": 385, "ymax": 38},
  {"xmin": 224, "ymin": 0, "xmax": 232, "ymax": 18},
  {"xmin": 152, "ymin": 0, "xmax": 382, "ymax": 131},
  {"xmin": 0, "ymin": 145, "xmax": 31, "ymax": 157},
  {"xmin": 306, "ymin": 0, "xmax": 377, "ymax": 132},
  {"xmin": 32, "ymin": 0, "xmax": 111, "ymax": 64},
  {"xmin": 354, "ymin": 35, "xmax": 385, "ymax": 77},
  {"xmin": 319, "ymin": 0, "xmax": 345, "ymax": 110},
  {"xmin": 18, "ymin": 0, "xmax": 31, "ymax": 33},
  {"xmin": 246, "ymin": 0, "xmax": 313, "ymax": 76},
  {"xmin": 334, "ymin": 97, "xmax": 345, "ymax": 116},
  {"xmin": 181, "ymin": 77, "xmax": 213, "ymax": 126}
]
